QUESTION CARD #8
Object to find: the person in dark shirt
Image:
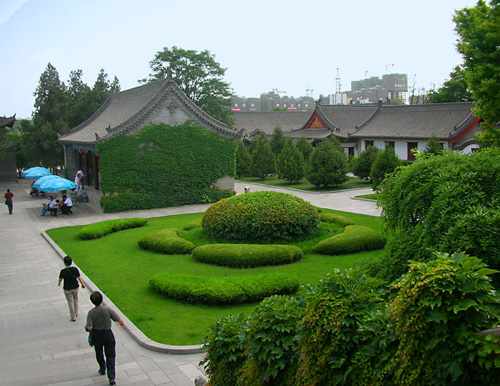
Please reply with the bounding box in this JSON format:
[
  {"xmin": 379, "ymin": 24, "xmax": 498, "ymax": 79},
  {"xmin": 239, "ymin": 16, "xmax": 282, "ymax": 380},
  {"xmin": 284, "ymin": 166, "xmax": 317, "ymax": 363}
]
[
  {"xmin": 86, "ymin": 291, "xmax": 124, "ymax": 385},
  {"xmin": 58, "ymin": 256, "xmax": 85, "ymax": 321}
]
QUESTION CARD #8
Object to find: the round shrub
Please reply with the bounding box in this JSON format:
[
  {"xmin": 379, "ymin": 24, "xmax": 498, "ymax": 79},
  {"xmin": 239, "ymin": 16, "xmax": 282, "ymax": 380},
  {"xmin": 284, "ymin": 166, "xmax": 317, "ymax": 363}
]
[
  {"xmin": 192, "ymin": 244, "xmax": 303, "ymax": 268},
  {"xmin": 202, "ymin": 191, "xmax": 320, "ymax": 241},
  {"xmin": 319, "ymin": 212, "xmax": 355, "ymax": 227},
  {"xmin": 149, "ymin": 272, "xmax": 300, "ymax": 305},
  {"xmin": 79, "ymin": 218, "xmax": 148, "ymax": 240},
  {"xmin": 314, "ymin": 225, "xmax": 386, "ymax": 255},
  {"xmin": 183, "ymin": 218, "xmax": 202, "ymax": 230},
  {"xmin": 138, "ymin": 229, "xmax": 194, "ymax": 254}
]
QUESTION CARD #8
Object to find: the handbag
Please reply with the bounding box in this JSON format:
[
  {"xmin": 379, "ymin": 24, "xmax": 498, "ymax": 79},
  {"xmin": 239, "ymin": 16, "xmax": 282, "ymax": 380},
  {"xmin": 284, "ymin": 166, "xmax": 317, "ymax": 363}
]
[{"xmin": 88, "ymin": 331, "xmax": 93, "ymax": 347}]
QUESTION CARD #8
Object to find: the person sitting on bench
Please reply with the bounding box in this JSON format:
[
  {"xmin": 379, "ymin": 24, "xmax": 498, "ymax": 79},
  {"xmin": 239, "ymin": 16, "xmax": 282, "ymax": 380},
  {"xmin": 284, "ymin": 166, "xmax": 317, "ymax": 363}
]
[
  {"xmin": 61, "ymin": 194, "xmax": 73, "ymax": 214},
  {"xmin": 48, "ymin": 197, "xmax": 59, "ymax": 216}
]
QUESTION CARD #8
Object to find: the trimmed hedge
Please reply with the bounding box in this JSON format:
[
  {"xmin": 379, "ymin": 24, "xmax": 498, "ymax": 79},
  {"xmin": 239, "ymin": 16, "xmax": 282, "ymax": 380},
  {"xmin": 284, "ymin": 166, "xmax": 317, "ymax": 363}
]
[
  {"xmin": 183, "ymin": 218, "xmax": 202, "ymax": 231},
  {"xmin": 202, "ymin": 191, "xmax": 320, "ymax": 241},
  {"xmin": 79, "ymin": 218, "xmax": 148, "ymax": 240},
  {"xmin": 138, "ymin": 229, "xmax": 194, "ymax": 254},
  {"xmin": 319, "ymin": 212, "xmax": 355, "ymax": 227},
  {"xmin": 149, "ymin": 272, "xmax": 300, "ymax": 305},
  {"xmin": 192, "ymin": 244, "xmax": 303, "ymax": 268},
  {"xmin": 314, "ymin": 225, "xmax": 386, "ymax": 255}
]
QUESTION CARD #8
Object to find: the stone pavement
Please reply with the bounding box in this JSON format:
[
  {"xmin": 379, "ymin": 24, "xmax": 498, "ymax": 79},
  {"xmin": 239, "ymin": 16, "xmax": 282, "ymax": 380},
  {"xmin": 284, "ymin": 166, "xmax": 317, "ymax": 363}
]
[{"xmin": 0, "ymin": 179, "xmax": 379, "ymax": 386}]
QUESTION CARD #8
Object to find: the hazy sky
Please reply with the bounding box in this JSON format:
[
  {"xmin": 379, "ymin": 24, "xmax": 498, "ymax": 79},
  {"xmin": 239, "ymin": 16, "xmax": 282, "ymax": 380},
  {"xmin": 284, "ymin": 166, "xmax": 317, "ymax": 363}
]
[{"xmin": 1, "ymin": 0, "xmax": 478, "ymax": 118}]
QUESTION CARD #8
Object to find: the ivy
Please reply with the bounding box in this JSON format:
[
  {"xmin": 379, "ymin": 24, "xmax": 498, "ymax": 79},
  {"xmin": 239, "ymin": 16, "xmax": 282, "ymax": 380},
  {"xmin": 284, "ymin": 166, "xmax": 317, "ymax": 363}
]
[{"xmin": 97, "ymin": 122, "xmax": 236, "ymax": 212}]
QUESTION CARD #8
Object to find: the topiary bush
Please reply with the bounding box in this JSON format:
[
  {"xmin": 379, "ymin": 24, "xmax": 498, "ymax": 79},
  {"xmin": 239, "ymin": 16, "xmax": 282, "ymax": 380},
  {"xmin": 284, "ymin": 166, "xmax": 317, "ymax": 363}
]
[
  {"xmin": 149, "ymin": 272, "xmax": 300, "ymax": 305},
  {"xmin": 192, "ymin": 244, "xmax": 303, "ymax": 268},
  {"xmin": 319, "ymin": 212, "xmax": 355, "ymax": 227},
  {"xmin": 79, "ymin": 218, "xmax": 148, "ymax": 240},
  {"xmin": 314, "ymin": 225, "xmax": 386, "ymax": 255},
  {"xmin": 138, "ymin": 228, "xmax": 194, "ymax": 254},
  {"xmin": 182, "ymin": 218, "xmax": 202, "ymax": 231},
  {"xmin": 202, "ymin": 191, "xmax": 320, "ymax": 241}
]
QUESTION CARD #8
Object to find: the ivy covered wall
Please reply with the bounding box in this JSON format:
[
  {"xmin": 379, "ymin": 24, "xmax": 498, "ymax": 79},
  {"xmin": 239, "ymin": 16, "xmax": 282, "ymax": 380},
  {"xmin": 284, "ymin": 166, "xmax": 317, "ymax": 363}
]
[{"xmin": 97, "ymin": 122, "xmax": 236, "ymax": 212}]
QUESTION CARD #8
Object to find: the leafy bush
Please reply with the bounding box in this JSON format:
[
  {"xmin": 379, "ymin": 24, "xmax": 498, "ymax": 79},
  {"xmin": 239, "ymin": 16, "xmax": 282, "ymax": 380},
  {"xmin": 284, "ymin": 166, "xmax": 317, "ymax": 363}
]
[
  {"xmin": 375, "ymin": 148, "xmax": 500, "ymax": 284},
  {"xmin": 314, "ymin": 225, "xmax": 386, "ymax": 255},
  {"xmin": 79, "ymin": 218, "xmax": 148, "ymax": 240},
  {"xmin": 192, "ymin": 244, "xmax": 303, "ymax": 268},
  {"xmin": 202, "ymin": 191, "xmax": 320, "ymax": 241},
  {"xmin": 319, "ymin": 212, "xmax": 355, "ymax": 227},
  {"xmin": 149, "ymin": 272, "xmax": 300, "ymax": 305},
  {"xmin": 351, "ymin": 145, "xmax": 380, "ymax": 180},
  {"xmin": 370, "ymin": 145, "xmax": 400, "ymax": 189},
  {"xmin": 138, "ymin": 229, "xmax": 194, "ymax": 254},
  {"xmin": 182, "ymin": 218, "xmax": 202, "ymax": 231},
  {"xmin": 97, "ymin": 122, "xmax": 237, "ymax": 212}
]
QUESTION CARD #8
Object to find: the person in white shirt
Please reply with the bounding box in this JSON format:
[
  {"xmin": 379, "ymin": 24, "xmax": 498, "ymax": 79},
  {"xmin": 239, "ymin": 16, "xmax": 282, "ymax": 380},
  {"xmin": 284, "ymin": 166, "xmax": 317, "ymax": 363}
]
[{"xmin": 62, "ymin": 194, "xmax": 73, "ymax": 214}]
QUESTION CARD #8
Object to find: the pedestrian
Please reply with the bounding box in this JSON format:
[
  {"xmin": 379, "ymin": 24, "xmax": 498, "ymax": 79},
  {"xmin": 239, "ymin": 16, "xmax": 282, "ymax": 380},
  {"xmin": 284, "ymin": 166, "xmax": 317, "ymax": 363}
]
[
  {"xmin": 4, "ymin": 188, "xmax": 13, "ymax": 214},
  {"xmin": 58, "ymin": 256, "xmax": 85, "ymax": 321},
  {"xmin": 86, "ymin": 291, "xmax": 124, "ymax": 385}
]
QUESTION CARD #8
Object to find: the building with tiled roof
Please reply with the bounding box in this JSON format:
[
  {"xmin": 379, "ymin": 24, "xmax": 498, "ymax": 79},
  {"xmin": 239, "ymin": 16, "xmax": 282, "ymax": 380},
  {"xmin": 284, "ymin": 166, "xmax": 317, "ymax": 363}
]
[
  {"xmin": 0, "ymin": 114, "xmax": 17, "ymax": 181},
  {"xmin": 59, "ymin": 72, "xmax": 237, "ymax": 189},
  {"xmin": 234, "ymin": 111, "xmax": 311, "ymax": 139}
]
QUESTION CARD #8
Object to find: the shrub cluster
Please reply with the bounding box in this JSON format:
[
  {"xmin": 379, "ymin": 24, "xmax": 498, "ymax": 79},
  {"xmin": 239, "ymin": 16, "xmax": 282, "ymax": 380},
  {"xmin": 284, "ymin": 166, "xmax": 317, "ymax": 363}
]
[
  {"xmin": 202, "ymin": 253, "xmax": 500, "ymax": 385},
  {"xmin": 149, "ymin": 272, "xmax": 299, "ymax": 305},
  {"xmin": 319, "ymin": 212, "xmax": 355, "ymax": 227},
  {"xmin": 192, "ymin": 244, "xmax": 303, "ymax": 268},
  {"xmin": 202, "ymin": 191, "xmax": 320, "ymax": 241},
  {"xmin": 138, "ymin": 229, "xmax": 194, "ymax": 255},
  {"xmin": 314, "ymin": 225, "xmax": 386, "ymax": 255},
  {"xmin": 79, "ymin": 218, "xmax": 148, "ymax": 240},
  {"xmin": 182, "ymin": 218, "xmax": 202, "ymax": 231}
]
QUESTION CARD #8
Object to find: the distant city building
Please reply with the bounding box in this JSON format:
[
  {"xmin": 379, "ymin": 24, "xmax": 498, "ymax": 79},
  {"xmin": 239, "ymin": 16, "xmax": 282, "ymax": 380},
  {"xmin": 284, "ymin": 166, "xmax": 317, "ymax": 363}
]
[
  {"xmin": 347, "ymin": 73, "xmax": 408, "ymax": 103},
  {"xmin": 232, "ymin": 91, "xmax": 315, "ymax": 112}
]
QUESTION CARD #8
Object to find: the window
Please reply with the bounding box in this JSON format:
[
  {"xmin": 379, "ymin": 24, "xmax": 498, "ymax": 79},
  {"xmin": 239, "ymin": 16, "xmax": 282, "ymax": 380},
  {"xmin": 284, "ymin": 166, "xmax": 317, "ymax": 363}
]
[
  {"xmin": 365, "ymin": 140, "xmax": 374, "ymax": 148},
  {"xmin": 385, "ymin": 141, "xmax": 395, "ymax": 149},
  {"xmin": 407, "ymin": 142, "xmax": 418, "ymax": 161}
]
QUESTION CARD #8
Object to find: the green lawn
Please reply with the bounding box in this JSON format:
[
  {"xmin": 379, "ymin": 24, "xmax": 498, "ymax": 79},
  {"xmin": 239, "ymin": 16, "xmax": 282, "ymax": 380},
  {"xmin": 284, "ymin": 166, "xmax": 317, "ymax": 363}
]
[
  {"xmin": 237, "ymin": 176, "xmax": 372, "ymax": 191},
  {"xmin": 355, "ymin": 193, "xmax": 378, "ymax": 200},
  {"xmin": 47, "ymin": 209, "xmax": 383, "ymax": 345}
]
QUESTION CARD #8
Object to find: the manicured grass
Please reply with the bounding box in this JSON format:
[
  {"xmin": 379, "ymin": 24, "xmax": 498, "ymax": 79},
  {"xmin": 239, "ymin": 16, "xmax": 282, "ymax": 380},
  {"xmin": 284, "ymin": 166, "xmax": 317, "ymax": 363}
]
[
  {"xmin": 355, "ymin": 193, "xmax": 378, "ymax": 200},
  {"xmin": 46, "ymin": 210, "xmax": 383, "ymax": 345},
  {"xmin": 237, "ymin": 176, "xmax": 372, "ymax": 191}
]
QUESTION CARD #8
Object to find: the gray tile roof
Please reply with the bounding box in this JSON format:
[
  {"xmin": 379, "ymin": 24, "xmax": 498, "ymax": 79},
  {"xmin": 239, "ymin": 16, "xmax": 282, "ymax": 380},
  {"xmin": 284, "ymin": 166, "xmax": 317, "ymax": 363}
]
[
  {"xmin": 0, "ymin": 115, "xmax": 16, "ymax": 128},
  {"xmin": 317, "ymin": 104, "xmax": 379, "ymax": 137},
  {"xmin": 349, "ymin": 102, "xmax": 476, "ymax": 140},
  {"xmin": 234, "ymin": 111, "xmax": 311, "ymax": 136}
]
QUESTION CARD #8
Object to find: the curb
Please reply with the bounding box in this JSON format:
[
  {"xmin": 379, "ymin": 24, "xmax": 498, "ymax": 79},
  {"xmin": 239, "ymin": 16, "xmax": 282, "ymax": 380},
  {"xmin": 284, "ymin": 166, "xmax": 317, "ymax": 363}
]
[{"xmin": 41, "ymin": 231, "xmax": 205, "ymax": 355}]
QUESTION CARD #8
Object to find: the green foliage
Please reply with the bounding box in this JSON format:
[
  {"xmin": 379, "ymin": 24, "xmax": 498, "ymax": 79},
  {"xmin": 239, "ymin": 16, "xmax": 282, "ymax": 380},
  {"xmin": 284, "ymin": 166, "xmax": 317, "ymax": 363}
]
[
  {"xmin": 250, "ymin": 132, "xmax": 275, "ymax": 179},
  {"xmin": 239, "ymin": 296, "xmax": 305, "ymax": 386},
  {"xmin": 426, "ymin": 65, "xmax": 473, "ymax": 103},
  {"xmin": 182, "ymin": 218, "xmax": 202, "ymax": 230},
  {"xmin": 149, "ymin": 272, "xmax": 300, "ymax": 305},
  {"xmin": 384, "ymin": 252, "xmax": 500, "ymax": 385},
  {"xmin": 236, "ymin": 141, "xmax": 252, "ymax": 177},
  {"xmin": 138, "ymin": 228, "xmax": 194, "ymax": 254},
  {"xmin": 294, "ymin": 269, "xmax": 386, "ymax": 385},
  {"xmin": 98, "ymin": 122, "xmax": 236, "ymax": 212},
  {"xmin": 295, "ymin": 136, "xmax": 313, "ymax": 163},
  {"xmin": 79, "ymin": 218, "xmax": 147, "ymax": 240},
  {"xmin": 275, "ymin": 137, "xmax": 305, "ymax": 183},
  {"xmin": 192, "ymin": 244, "xmax": 303, "ymax": 268},
  {"xmin": 202, "ymin": 191, "xmax": 320, "ymax": 241},
  {"xmin": 376, "ymin": 148, "xmax": 500, "ymax": 284},
  {"xmin": 270, "ymin": 126, "xmax": 285, "ymax": 155},
  {"xmin": 423, "ymin": 134, "xmax": 444, "ymax": 155},
  {"xmin": 351, "ymin": 145, "xmax": 380, "ymax": 180},
  {"xmin": 370, "ymin": 145, "xmax": 400, "ymax": 189},
  {"xmin": 201, "ymin": 313, "xmax": 248, "ymax": 386},
  {"xmin": 307, "ymin": 137, "xmax": 348, "ymax": 188},
  {"xmin": 142, "ymin": 46, "xmax": 234, "ymax": 125},
  {"xmin": 319, "ymin": 212, "xmax": 355, "ymax": 227},
  {"xmin": 314, "ymin": 225, "xmax": 386, "ymax": 255},
  {"xmin": 455, "ymin": 1, "xmax": 500, "ymax": 144}
]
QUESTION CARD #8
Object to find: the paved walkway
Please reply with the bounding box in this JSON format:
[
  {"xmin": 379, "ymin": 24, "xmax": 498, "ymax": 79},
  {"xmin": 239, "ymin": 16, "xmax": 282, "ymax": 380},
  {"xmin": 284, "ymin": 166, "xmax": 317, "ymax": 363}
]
[{"xmin": 0, "ymin": 179, "xmax": 379, "ymax": 386}]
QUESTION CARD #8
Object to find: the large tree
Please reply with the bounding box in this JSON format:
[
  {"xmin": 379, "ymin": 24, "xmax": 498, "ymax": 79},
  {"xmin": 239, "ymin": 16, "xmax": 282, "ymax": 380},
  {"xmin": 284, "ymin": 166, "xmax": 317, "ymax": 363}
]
[
  {"xmin": 307, "ymin": 137, "xmax": 348, "ymax": 188},
  {"xmin": 276, "ymin": 137, "xmax": 305, "ymax": 183},
  {"xmin": 454, "ymin": 0, "xmax": 500, "ymax": 146},
  {"xmin": 426, "ymin": 66, "xmax": 473, "ymax": 103},
  {"xmin": 270, "ymin": 126, "xmax": 285, "ymax": 155},
  {"xmin": 250, "ymin": 132, "xmax": 275, "ymax": 180},
  {"xmin": 142, "ymin": 46, "xmax": 234, "ymax": 125}
]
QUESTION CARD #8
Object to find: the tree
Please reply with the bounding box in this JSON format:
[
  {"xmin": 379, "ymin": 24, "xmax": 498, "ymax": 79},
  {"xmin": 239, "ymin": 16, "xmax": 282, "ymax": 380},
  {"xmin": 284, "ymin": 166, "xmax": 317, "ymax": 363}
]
[
  {"xmin": 422, "ymin": 134, "xmax": 444, "ymax": 155},
  {"xmin": 454, "ymin": 1, "xmax": 500, "ymax": 146},
  {"xmin": 67, "ymin": 69, "xmax": 92, "ymax": 128},
  {"xmin": 370, "ymin": 145, "xmax": 400, "ymax": 189},
  {"xmin": 276, "ymin": 137, "xmax": 305, "ymax": 183},
  {"xmin": 351, "ymin": 145, "xmax": 379, "ymax": 180},
  {"xmin": 250, "ymin": 132, "xmax": 275, "ymax": 179},
  {"xmin": 296, "ymin": 136, "xmax": 314, "ymax": 162},
  {"xmin": 270, "ymin": 126, "xmax": 285, "ymax": 155},
  {"xmin": 235, "ymin": 141, "xmax": 252, "ymax": 178},
  {"xmin": 142, "ymin": 46, "xmax": 234, "ymax": 125},
  {"xmin": 307, "ymin": 137, "xmax": 348, "ymax": 188},
  {"xmin": 426, "ymin": 66, "xmax": 473, "ymax": 103}
]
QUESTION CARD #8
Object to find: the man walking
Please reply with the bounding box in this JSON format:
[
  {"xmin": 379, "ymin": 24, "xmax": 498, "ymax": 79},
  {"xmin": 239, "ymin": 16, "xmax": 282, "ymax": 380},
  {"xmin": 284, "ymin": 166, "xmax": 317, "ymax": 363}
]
[
  {"xmin": 58, "ymin": 256, "xmax": 85, "ymax": 321},
  {"xmin": 86, "ymin": 291, "xmax": 124, "ymax": 385},
  {"xmin": 4, "ymin": 188, "xmax": 13, "ymax": 214}
]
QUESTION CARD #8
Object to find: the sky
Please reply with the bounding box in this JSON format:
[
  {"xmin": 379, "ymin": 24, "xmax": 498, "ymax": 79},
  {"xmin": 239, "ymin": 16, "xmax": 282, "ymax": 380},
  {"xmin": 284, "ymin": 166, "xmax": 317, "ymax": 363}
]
[{"xmin": 0, "ymin": 0, "xmax": 479, "ymax": 119}]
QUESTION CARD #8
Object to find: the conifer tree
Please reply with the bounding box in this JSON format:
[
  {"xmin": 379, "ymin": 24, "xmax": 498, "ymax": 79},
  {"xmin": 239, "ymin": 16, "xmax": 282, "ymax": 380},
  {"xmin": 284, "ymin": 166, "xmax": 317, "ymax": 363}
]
[{"xmin": 250, "ymin": 132, "xmax": 275, "ymax": 180}]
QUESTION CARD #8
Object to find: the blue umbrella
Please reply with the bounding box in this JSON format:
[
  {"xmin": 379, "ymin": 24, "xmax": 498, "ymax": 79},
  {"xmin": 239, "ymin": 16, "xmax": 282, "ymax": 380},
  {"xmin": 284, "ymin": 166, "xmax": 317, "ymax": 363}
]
[
  {"xmin": 38, "ymin": 177, "xmax": 77, "ymax": 192},
  {"xmin": 33, "ymin": 175, "xmax": 61, "ymax": 189},
  {"xmin": 24, "ymin": 167, "xmax": 52, "ymax": 178}
]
